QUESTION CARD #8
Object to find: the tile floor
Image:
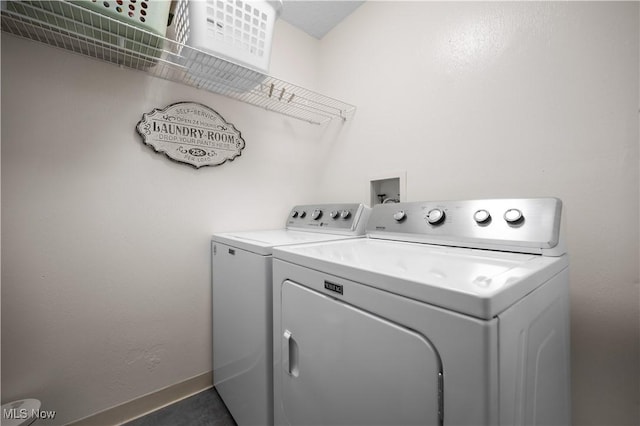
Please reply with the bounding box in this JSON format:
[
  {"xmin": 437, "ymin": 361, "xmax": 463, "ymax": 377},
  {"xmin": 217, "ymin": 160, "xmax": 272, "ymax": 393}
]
[{"xmin": 123, "ymin": 388, "xmax": 236, "ymax": 426}]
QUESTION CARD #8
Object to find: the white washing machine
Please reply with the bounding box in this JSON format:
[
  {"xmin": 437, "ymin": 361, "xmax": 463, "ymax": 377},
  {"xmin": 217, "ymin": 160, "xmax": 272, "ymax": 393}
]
[
  {"xmin": 272, "ymin": 198, "xmax": 570, "ymax": 426},
  {"xmin": 211, "ymin": 203, "xmax": 370, "ymax": 426}
]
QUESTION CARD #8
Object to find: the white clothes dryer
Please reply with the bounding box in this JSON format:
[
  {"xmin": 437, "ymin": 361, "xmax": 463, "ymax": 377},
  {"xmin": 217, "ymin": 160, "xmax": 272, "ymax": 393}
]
[
  {"xmin": 272, "ymin": 198, "xmax": 570, "ymax": 426},
  {"xmin": 211, "ymin": 203, "xmax": 370, "ymax": 426}
]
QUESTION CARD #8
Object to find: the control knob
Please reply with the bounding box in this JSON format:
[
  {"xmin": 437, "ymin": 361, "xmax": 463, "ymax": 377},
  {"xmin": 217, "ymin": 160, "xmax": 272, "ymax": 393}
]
[
  {"xmin": 393, "ymin": 211, "xmax": 406, "ymax": 222},
  {"xmin": 426, "ymin": 208, "xmax": 445, "ymax": 225},
  {"xmin": 299, "ymin": 211, "xmax": 306, "ymax": 218},
  {"xmin": 474, "ymin": 209, "xmax": 491, "ymax": 224},
  {"xmin": 311, "ymin": 209, "xmax": 323, "ymax": 220},
  {"xmin": 504, "ymin": 208, "xmax": 523, "ymax": 224},
  {"xmin": 330, "ymin": 210, "xmax": 339, "ymax": 219},
  {"xmin": 291, "ymin": 210, "xmax": 299, "ymax": 218},
  {"xmin": 340, "ymin": 210, "xmax": 351, "ymax": 219}
]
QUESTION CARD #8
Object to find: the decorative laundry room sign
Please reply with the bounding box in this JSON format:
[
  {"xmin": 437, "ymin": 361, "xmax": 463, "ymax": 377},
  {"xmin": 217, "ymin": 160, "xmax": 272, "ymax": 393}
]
[{"xmin": 136, "ymin": 102, "xmax": 245, "ymax": 168}]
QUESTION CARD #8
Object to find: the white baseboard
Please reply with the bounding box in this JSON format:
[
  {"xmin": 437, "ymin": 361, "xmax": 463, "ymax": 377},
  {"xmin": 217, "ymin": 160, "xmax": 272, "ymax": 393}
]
[{"xmin": 67, "ymin": 371, "xmax": 213, "ymax": 426}]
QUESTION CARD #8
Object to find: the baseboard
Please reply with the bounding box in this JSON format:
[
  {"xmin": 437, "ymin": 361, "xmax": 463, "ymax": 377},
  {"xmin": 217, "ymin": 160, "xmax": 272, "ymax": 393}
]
[{"xmin": 67, "ymin": 371, "xmax": 213, "ymax": 426}]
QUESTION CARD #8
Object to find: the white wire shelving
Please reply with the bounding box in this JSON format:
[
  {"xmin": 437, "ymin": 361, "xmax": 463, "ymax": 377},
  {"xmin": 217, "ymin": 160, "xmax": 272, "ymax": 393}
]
[{"xmin": 1, "ymin": 1, "xmax": 356, "ymax": 125}]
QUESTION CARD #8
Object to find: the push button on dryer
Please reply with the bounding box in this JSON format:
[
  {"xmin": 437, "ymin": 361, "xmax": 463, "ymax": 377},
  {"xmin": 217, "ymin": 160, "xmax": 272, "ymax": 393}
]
[
  {"xmin": 473, "ymin": 209, "xmax": 491, "ymax": 224},
  {"xmin": 504, "ymin": 208, "xmax": 523, "ymax": 224}
]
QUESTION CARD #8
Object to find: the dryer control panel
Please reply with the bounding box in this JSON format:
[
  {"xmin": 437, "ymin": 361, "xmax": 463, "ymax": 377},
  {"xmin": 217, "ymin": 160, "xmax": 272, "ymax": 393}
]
[
  {"xmin": 366, "ymin": 198, "xmax": 564, "ymax": 256},
  {"xmin": 287, "ymin": 203, "xmax": 371, "ymax": 235}
]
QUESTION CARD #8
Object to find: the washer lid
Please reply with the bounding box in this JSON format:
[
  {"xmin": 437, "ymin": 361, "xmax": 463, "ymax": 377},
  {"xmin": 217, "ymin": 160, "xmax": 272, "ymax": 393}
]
[
  {"xmin": 273, "ymin": 238, "xmax": 568, "ymax": 319},
  {"xmin": 212, "ymin": 229, "xmax": 361, "ymax": 255}
]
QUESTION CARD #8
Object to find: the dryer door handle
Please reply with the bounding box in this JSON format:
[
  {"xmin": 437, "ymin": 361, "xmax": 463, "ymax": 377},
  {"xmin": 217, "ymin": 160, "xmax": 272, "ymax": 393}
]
[{"xmin": 284, "ymin": 330, "xmax": 299, "ymax": 377}]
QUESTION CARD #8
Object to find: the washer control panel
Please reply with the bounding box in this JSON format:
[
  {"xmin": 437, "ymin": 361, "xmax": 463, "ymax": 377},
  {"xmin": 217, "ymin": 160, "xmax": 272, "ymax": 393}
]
[
  {"xmin": 287, "ymin": 203, "xmax": 371, "ymax": 234},
  {"xmin": 366, "ymin": 198, "xmax": 563, "ymax": 255}
]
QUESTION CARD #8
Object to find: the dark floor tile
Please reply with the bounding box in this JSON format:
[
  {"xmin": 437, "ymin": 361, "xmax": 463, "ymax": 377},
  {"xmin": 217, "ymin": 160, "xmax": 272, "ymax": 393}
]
[{"xmin": 123, "ymin": 388, "xmax": 236, "ymax": 426}]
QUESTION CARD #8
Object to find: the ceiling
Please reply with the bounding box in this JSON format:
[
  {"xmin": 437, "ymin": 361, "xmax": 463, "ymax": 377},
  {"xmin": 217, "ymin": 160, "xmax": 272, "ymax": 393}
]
[{"xmin": 279, "ymin": 1, "xmax": 365, "ymax": 39}]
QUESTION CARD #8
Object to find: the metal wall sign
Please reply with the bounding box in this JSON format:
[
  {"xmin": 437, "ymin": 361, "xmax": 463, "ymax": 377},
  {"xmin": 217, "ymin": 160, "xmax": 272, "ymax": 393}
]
[{"xmin": 136, "ymin": 102, "xmax": 245, "ymax": 168}]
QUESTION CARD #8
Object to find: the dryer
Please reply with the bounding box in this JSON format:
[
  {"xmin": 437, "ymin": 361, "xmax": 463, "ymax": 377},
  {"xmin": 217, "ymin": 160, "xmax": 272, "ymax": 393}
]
[
  {"xmin": 272, "ymin": 198, "xmax": 570, "ymax": 426},
  {"xmin": 211, "ymin": 203, "xmax": 370, "ymax": 426}
]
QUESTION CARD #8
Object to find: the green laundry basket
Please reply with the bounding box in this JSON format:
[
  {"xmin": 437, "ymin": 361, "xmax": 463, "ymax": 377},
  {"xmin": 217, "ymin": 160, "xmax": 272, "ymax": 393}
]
[{"xmin": 4, "ymin": 0, "xmax": 171, "ymax": 68}]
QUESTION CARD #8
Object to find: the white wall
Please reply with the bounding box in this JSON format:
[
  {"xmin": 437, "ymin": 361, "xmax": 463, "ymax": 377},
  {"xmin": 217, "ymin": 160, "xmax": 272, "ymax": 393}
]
[
  {"xmin": 2, "ymin": 2, "xmax": 639, "ymax": 426},
  {"xmin": 316, "ymin": 2, "xmax": 639, "ymax": 425},
  {"xmin": 1, "ymin": 20, "xmax": 326, "ymax": 425}
]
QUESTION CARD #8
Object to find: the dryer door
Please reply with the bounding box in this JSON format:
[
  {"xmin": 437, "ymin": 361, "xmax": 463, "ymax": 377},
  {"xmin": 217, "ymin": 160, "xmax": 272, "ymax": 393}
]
[{"xmin": 279, "ymin": 280, "xmax": 442, "ymax": 426}]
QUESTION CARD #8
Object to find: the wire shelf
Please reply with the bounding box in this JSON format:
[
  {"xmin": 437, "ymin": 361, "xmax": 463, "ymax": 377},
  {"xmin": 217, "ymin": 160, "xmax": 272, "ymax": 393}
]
[{"xmin": 1, "ymin": 1, "xmax": 356, "ymax": 125}]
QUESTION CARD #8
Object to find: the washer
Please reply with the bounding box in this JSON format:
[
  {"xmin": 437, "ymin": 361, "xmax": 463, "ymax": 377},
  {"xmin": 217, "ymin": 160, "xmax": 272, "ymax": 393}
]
[
  {"xmin": 211, "ymin": 203, "xmax": 370, "ymax": 426},
  {"xmin": 272, "ymin": 198, "xmax": 570, "ymax": 426}
]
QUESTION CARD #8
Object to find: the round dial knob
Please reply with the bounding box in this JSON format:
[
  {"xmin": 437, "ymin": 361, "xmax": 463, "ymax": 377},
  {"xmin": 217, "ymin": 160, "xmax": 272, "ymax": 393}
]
[
  {"xmin": 340, "ymin": 210, "xmax": 351, "ymax": 219},
  {"xmin": 311, "ymin": 209, "xmax": 323, "ymax": 220},
  {"xmin": 426, "ymin": 208, "xmax": 445, "ymax": 225},
  {"xmin": 291, "ymin": 210, "xmax": 299, "ymax": 218},
  {"xmin": 330, "ymin": 210, "xmax": 339, "ymax": 219},
  {"xmin": 474, "ymin": 209, "xmax": 491, "ymax": 224},
  {"xmin": 504, "ymin": 208, "xmax": 523, "ymax": 223},
  {"xmin": 393, "ymin": 210, "xmax": 406, "ymax": 222},
  {"xmin": 299, "ymin": 211, "xmax": 306, "ymax": 218}
]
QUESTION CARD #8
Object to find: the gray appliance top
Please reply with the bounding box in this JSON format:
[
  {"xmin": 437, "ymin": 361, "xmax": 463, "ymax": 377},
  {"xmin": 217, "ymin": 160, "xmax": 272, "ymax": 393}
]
[
  {"xmin": 286, "ymin": 203, "xmax": 370, "ymax": 234},
  {"xmin": 365, "ymin": 198, "xmax": 564, "ymax": 256},
  {"xmin": 212, "ymin": 203, "xmax": 370, "ymax": 255},
  {"xmin": 273, "ymin": 198, "xmax": 568, "ymax": 318}
]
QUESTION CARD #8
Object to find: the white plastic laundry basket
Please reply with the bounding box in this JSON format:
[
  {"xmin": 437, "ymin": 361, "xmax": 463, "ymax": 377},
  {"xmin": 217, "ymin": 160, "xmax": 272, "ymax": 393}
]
[{"xmin": 174, "ymin": 0, "xmax": 282, "ymax": 73}]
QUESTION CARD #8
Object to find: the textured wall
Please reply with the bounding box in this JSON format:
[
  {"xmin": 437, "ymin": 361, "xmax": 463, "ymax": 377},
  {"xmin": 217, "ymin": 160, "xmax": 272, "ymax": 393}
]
[
  {"xmin": 315, "ymin": 2, "xmax": 639, "ymax": 425},
  {"xmin": 2, "ymin": 2, "xmax": 639, "ymax": 425},
  {"xmin": 0, "ymin": 19, "xmax": 325, "ymax": 425}
]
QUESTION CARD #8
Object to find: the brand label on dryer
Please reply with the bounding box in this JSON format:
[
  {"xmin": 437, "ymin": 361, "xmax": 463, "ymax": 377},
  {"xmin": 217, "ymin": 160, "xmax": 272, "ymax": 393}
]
[{"xmin": 324, "ymin": 281, "xmax": 343, "ymax": 295}]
